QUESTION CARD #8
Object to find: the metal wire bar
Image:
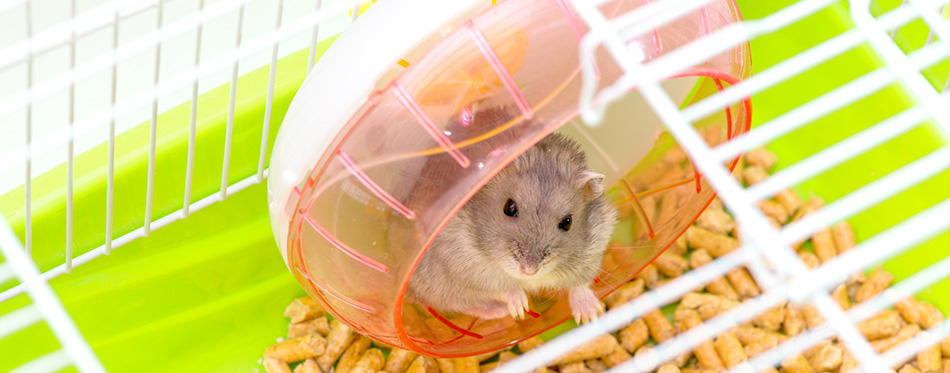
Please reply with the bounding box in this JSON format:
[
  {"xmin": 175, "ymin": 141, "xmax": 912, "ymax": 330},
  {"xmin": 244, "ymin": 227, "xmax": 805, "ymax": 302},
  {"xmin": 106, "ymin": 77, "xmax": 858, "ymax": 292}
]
[
  {"xmin": 745, "ymin": 106, "xmax": 929, "ymax": 201},
  {"xmin": 0, "ymin": 304, "xmax": 40, "ymax": 341},
  {"xmin": 851, "ymin": 0, "xmax": 950, "ymax": 132},
  {"xmin": 0, "ymin": 217, "xmax": 105, "ymax": 371},
  {"xmin": 9, "ymin": 350, "xmax": 71, "ymax": 373},
  {"xmin": 308, "ymin": 0, "xmax": 322, "ymax": 72},
  {"xmin": 778, "ymin": 147, "xmax": 950, "ymax": 247},
  {"xmin": 144, "ymin": 0, "xmax": 163, "ymax": 236},
  {"xmin": 105, "ymin": 0, "xmax": 120, "ymax": 255},
  {"xmin": 0, "ymin": 170, "xmax": 267, "ymax": 304},
  {"xmin": 66, "ymin": 0, "xmax": 77, "ymax": 273},
  {"xmin": 258, "ymin": 0, "xmax": 284, "ymax": 183},
  {"xmin": 0, "ymin": 0, "xmax": 160, "ymax": 70},
  {"xmin": 24, "ymin": 0, "xmax": 33, "ymax": 258},
  {"xmin": 221, "ymin": 4, "xmax": 245, "ymax": 199},
  {"xmin": 183, "ymin": 0, "xmax": 204, "ymax": 218},
  {"xmin": 0, "ymin": 0, "xmax": 363, "ymax": 175},
  {"xmin": 680, "ymin": 2, "xmax": 921, "ymax": 123},
  {"xmin": 747, "ymin": 255, "xmax": 950, "ymax": 371}
]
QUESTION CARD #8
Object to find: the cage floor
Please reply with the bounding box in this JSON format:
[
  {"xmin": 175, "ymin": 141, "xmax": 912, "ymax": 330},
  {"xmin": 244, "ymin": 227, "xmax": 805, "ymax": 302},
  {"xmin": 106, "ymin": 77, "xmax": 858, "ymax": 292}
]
[{"xmin": 1, "ymin": 0, "xmax": 947, "ymax": 371}]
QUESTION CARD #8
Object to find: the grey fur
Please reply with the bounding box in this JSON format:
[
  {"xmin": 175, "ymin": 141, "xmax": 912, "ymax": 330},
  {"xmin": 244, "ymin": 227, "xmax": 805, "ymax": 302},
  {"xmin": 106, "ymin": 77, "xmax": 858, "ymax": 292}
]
[{"xmin": 406, "ymin": 133, "xmax": 618, "ymax": 317}]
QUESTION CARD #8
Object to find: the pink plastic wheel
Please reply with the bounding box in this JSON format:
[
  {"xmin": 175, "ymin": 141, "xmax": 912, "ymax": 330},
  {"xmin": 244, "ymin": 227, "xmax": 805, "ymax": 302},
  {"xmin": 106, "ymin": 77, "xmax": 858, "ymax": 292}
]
[{"xmin": 268, "ymin": 0, "xmax": 751, "ymax": 357}]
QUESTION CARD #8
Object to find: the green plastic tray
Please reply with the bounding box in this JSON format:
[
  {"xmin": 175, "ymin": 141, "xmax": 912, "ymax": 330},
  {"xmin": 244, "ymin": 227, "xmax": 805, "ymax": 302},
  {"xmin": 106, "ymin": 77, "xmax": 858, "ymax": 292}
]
[{"xmin": 0, "ymin": 0, "xmax": 947, "ymax": 371}]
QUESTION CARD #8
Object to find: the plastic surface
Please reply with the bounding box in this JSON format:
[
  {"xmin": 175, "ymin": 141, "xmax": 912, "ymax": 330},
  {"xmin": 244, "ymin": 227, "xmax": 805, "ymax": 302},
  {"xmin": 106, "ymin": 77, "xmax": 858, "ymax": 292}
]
[
  {"xmin": 269, "ymin": 0, "xmax": 751, "ymax": 356},
  {"xmin": 0, "ymin": 0, "xmax": 946, "ymax": 371}
]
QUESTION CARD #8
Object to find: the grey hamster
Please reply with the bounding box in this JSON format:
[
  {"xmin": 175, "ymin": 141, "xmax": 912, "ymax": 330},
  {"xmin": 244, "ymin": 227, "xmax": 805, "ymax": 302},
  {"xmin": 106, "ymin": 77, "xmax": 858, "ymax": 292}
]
[{"xmin": 406, "ymin": 132, "xmax": 617, "ymax": 323}]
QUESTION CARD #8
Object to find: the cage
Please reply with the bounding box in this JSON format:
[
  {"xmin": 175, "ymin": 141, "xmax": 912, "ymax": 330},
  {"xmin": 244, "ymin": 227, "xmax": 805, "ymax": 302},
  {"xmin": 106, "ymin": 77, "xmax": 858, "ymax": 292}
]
[{"xmin": 0, "ymin": 0, "xmax": 946, "ymax": 372}]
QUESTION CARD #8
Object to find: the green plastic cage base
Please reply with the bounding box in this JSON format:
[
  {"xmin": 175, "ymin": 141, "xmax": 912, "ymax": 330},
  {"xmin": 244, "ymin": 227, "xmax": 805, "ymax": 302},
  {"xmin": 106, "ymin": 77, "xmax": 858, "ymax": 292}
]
[{"xmin": 0, "ymin": 0, "xmax": 947, "ymax": 371}]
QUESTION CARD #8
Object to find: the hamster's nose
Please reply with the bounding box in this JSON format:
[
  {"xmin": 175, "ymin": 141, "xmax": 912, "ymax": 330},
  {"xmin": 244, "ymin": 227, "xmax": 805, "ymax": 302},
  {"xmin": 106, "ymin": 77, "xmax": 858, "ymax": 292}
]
[{"xmin": 519, "ymin": 264, "xmax": 538, "ymax": 276}]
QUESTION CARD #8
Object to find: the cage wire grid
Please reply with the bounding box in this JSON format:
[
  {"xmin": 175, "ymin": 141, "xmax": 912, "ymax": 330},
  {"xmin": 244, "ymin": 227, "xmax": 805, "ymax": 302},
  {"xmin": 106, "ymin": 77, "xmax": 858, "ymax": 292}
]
[{"xmin": 0, "ymin": 0, "xmax": 945, "ymax": 372}]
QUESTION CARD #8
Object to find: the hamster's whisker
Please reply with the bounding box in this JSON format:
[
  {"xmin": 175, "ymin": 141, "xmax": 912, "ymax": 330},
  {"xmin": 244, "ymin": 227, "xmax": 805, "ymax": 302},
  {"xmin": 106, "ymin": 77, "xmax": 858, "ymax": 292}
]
[{"xmin": 596, "ymin": 267, "xmax": 624, "ymax": 283}]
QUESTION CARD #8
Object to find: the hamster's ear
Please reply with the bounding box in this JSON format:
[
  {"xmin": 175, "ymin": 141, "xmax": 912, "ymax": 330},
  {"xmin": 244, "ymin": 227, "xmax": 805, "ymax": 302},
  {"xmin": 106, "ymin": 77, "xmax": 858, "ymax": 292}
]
[{"xmin": 576, "ymin": 170, "xmax": 605, "ymax": 201}]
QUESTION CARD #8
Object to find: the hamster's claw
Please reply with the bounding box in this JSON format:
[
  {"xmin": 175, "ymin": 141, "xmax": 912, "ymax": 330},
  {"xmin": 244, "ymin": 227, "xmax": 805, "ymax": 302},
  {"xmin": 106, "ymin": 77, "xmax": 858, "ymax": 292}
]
[
  {"xmin": 569, "ymin": 285, "xmax": 604, "ymax": 325},
  {"xmin": 503, "ymin": 289, "xmax": 530, "ymax": 320}
]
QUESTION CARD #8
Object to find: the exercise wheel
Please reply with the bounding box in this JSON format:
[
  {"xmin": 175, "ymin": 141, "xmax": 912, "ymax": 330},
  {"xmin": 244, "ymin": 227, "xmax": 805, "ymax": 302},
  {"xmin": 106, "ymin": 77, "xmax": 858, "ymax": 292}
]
[{"xmin": 267, "ymin": 0, "xmax": 751, "ymax": 357}]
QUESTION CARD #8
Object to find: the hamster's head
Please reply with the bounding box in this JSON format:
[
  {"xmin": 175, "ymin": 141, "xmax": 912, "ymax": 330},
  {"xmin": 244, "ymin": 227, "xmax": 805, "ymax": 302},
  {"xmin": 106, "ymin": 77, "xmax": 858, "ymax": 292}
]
[{"xmin": 466, "ymin": 134, "xmax": 616, "ymax": 281}]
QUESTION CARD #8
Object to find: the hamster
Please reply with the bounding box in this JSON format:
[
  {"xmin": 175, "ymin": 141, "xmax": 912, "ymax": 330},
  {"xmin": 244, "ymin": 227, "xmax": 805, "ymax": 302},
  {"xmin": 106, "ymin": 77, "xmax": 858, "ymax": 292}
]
[{"xmin": 406, "ymin": 132, "xmax": 617, "ymax": 324}]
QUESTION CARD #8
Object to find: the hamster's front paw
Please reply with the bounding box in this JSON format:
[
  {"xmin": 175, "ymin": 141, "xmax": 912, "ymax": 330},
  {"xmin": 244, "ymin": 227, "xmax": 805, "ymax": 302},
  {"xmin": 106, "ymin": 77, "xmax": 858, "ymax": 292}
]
[
  {"xmin": 569, "ymin": 285, "xmax": 604, "ymax": 325},
  {"xmin": 502, "ymin": 289, "xmax": 530, "ymax": 320}
]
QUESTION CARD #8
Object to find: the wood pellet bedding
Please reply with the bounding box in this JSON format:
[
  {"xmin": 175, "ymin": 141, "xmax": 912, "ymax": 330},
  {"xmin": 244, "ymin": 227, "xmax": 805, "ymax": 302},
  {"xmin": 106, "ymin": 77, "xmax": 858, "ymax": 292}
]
[{"xmin": 262, "ymin": 147, "xmax": 949, "ymax": 373}]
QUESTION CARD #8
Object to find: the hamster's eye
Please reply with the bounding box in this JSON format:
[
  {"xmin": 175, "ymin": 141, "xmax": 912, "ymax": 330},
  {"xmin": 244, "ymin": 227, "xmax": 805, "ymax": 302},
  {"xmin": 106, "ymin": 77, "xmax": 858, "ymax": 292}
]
[
  {"xmin": 503, "ymin": 199, "xmax": 518, "ymax": 217},
  {"xmin": 558, "ymin": 215, "xmax": 572, "ymax": 231}
]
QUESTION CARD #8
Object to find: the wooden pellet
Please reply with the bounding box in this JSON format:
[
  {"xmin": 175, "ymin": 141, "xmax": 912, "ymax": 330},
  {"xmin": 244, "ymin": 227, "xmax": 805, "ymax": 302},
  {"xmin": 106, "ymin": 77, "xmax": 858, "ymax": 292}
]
[
  {"xmin": 637, "ymin": 264, "xmax": 661, "ymax": 289},
  {"xmin": 498, "ymin": 351, "xmax": 517, "ymax": 364},
  {"xmin": 559, "ymin": 362, "xmax": 592, "ymax": 373},
  {"xmin": 337, "ymin": 336, "xmax": 372, "ymax": 373},
  {"xmin": 688, "ymin": 249, "xmax": 740, "ymax": 301},
  {"xmin": 832, "ymin": 222, "xmax": 856, "ymax": 253},
  {"xmin": 585, "ymin": 359, "xmax": 608, "ymax": 373},
  {"xmin": 733, "ymin": 325, "xmax": 784, "ymax": 347},
  {"xmin": 743, "ymin": 166, "xmax": 768, "ymax": 185},
  {"xmin": 780, "ymin": 354, "xmax": 814, "ymax": 373},
  {"xmin": 318, "ymin": 320, "xmax": 357, "ymax": 371},
  {"xmin": 680, "ymin": 293, "xmax": 739, "ymax": 320},
  {"xmin": 620, "ymin": 319, "xmax": 649, "ymax": 353},
  {"xmin": 839, "ymin": 350, "xmax": 859, "ymax": 373},
  {"xmin": 754, "ymin": 304, "xmax": 787, "ymax": 331},
  {"xmin": 654, "ymin": 252, "xmax": 689, "ymax": 278},
  {"xmin": 732, "ymin": 153, "xmax": 746, "ymax": 184},
  {"xmin": 665, "ymin": 146, "xmax": 688, "ymax": 164},
  {"xmin": 895, "ymin": 297, "xmax": 921, "ymax": 325},
  {"xmin": 776, "ymin": 189, "xmax": 803, "ymax": 216},
  {"xmin": 899, "ymin": 365, "xmax": 921, "ymax": 373},
  {"xmin": 784, "ymin": 304, "xmax": 805, "ymax": 336},
  {"xmin": 644, "ymin": 309, "xmax": 676, "ymax": 343},
  {"xmin": 294, "ymin": 358, "xmax": 321, "ymax": 373},
  {"xmin": 745, "ymin": 148, "xmax": 778, "ymax": 170},
  {"xmin": 289, "ymin": 316, "xmax": 331, "ymax": 338},
  {"xmin": 406, "ymin": 356, "xmax": 438, "ymax": 373},
  {"xmin": 846, "ymin": 271, "xmax": 866, "ymax": 301},
  {"xmin": 264, "ymin": 334, "xmax": 328, "ymax": 363},
  {"xmin": 744, "ymin": 340, "xmax": 776, "ymax": 358},
  {"xmin": 350, "ymin": 349, "xmax": 385, "ymax": 373},
  {"xmin": 604, "ymin": 279, "xmax": 645, "ymax": 309},
  {"xmin": 453, "ymin": 357, "xmax": 479, "ymax": 373},
  {"xmin": 831, "ymin": 284, "xmax": 850, "ymax": 310},
  {"xmin": 791, "ymin": 197, "xmax": 825, "ymax": 223},
  {"xmin": 517, "ymin": 336, "xmax": 545, "ymax": 354},
  {"xmin": 696, "ymin": 208, "xmax": 735, "ymax": 235},
  {"xmin": 803, "ymin": 341, "xmax": 842, "ymax": 372},
  {"xmin": 856, "ymin": 268, "xmax": 893, "ymax": 303},
  {"xmin": 941, "ymin": 337, "xmax": 950, "ymax": 357},
  {"xmin": 474, "ymin": 350, "xmax": 503, "ymax": 363},
  {"xmin": 384, "ymin": 349, "xmax": 418, "ymax": 373},
  {"xmin": 436, "ymin": 359, "xmax": 456, "ymax": 373},
  {"xmin": 811, "ymin": 227, "xmax": 838, "ymax": 263},
  {"xmin": 919, "ymin": 343, "xmax": 944, "ymax": 373},
  {"xmin": 944, "ymin": 359, "xmax": 950, "ymax": 373},
  {"xmin": 671, "ymin": 234, "xmax": 688, "ymax": 256},
  {"xmin": 284, "ymin": 297, "xmax": 326, "ymax": 323},
  {"xmin": 677, "ymin": 309, "xmax": 725, "ymax": 371},
  {"xmin": 714, "ymin": 332, "xmax": 746, "ymax": 368},
  {"xmin": 917, "ymin": 301, "xmax": 945, "ymax": 329},
  {"xmin": 872, "ymin": 324, "xmax": 920, "ymax": 353},
  {"xmin": 727, "ymin": 268, "xmax": 761, "ymax": 299},
  {"xmin": 264, "ymin": 358, "xmax": 293, "ymax": 373},
  {"xmin": 657, "ymin": 192, "xmax": 680, "ymax": 225},
  {"xmin": 758, "ymin": 200, "xmax": 790, "ymax": 224},
  {"xmin": 857, "ymin": 310, "xmax": 902, "ymax": 340},
  {"xmin": 657, "ymin": 364, "xmax": 681, "ymax": 373},
  {"xmin": 686, "ymin": 226, "xmax": 740, "ymax": 257},
  {"xmin": 601, "ymin": 345, "xmax": 631, "ymax": 368},
  {"xmin": 797, "ymin": 251, "xmax": 819, "ymax": 270},
  {"xmin": 551, "ymin": 334, "xmax": 620, "ymax": 366},
  {"xmin": 802, "ymin": 304, "xmax": 825, "ymax": 329}
]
